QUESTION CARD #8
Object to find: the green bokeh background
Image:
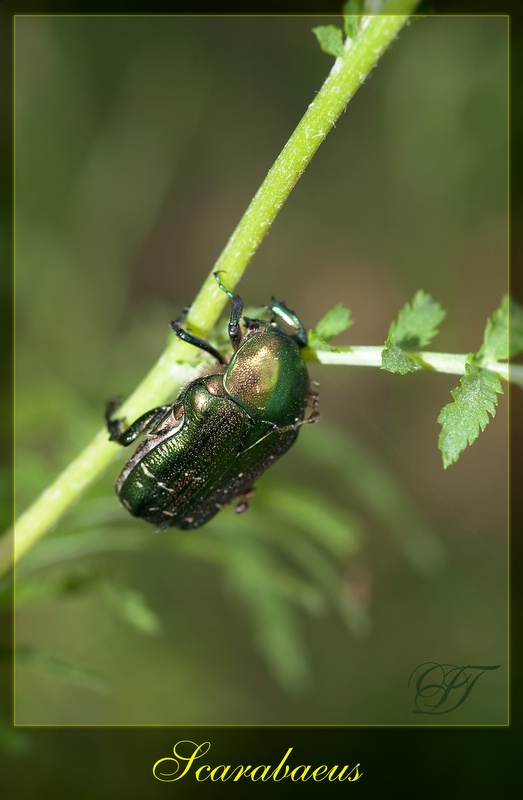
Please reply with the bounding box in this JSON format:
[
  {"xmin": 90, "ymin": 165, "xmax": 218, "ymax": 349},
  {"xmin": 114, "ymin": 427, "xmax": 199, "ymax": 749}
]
[{"xmin": 12, "ymin": 14, "xmax": 507, "ymax": 730}]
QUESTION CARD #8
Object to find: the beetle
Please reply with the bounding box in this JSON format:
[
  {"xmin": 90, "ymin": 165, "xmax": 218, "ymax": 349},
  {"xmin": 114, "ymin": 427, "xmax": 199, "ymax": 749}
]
[{"xmin": 106, "ymin": 272, "xmax": 319, "ymax": 530}]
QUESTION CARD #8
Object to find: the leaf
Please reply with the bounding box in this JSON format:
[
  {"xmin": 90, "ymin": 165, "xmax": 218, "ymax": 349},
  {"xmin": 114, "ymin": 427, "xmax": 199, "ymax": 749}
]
[
  {"xmin": 312, "ymin": 25, "xmax": 345, "ymax": 58},
  {"xmin": 16, "ymin": 646, "xmax": 110, "ymax": 693},
  {"xmin": 18, "ymin": 527, "xmax": 151, "ymax": 573},
  {"xmin": 388, "ymin": 290, "xmax": 446, "ymax": 349},
  {"xmin": 224, "ymin": 544, "xmax": 311, "ymax": 691},
  {"xmin": 102, "ymin": 582, "xmax": 162, "ymax": 636},
  {"xmin": 311, "ymin": 303, "xmax": 352, "ymax": 345},
  {"xmin": 308, "ymin": 304, "xmax": 352, "ymax": 351},
  {"xmin": 300, "ymin": 424, "xmax": 446, "ymax": 575},
  {"xmin": 477, "ymin": 295, "xmax": 509, "ymax": 362},
  {"xmin": 381, "ymin": 342, "xmax": 419, "ymax": 374},
  {"xmin": 306, "ymin": 331, "xmax": 334, "ymax": 352},
  {"xmin": 343, "ymin": 0, "xmax": 364, "ymax": 38},
  {"xmin": 437, "ymin": 361, "xmax": 503, "ymax": 468},
  {"xmin": 266, "ymin": 485, "xmax": 360, "ymax": 558},
  {"xmin": 382, "ymin": 290, "xmax": 446, "ymax": 374},
  {"xmin": 259, "ymin": 502, "xmax": 368, "ymax": 637},
  {"xmin": 479, "ymin": 295, "xmax": 523, "ymax": 362}
]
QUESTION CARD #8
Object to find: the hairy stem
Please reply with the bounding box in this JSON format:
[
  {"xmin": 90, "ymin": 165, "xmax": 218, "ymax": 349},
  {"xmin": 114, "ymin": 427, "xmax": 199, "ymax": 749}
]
[
  {"xmin": 2, "ymin": 8, "xmax": 418, "ymax": 577},
  {"xmin": 310, "ymin": 346, "xmax": 521, "ymax": 385}
]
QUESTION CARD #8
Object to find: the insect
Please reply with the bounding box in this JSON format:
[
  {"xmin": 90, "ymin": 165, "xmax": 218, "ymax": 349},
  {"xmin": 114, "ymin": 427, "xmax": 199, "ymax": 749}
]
[{"xmin": 106, "ymin": 272, "xmax": 319, "ymax": 529}]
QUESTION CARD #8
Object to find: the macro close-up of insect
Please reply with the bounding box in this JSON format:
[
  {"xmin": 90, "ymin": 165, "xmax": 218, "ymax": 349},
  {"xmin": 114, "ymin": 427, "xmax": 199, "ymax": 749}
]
[
  {"xmin": 11, "ymin": 10, "xmax": 509, "ymax": 754},
  {"xmin": 106, "ymin": 273, "xmax": 320, "ymax": 529}
]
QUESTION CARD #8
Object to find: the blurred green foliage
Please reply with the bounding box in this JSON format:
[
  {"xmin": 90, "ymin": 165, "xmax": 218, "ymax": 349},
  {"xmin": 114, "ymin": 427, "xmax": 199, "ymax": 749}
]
[{"xmin": 11, "ymin": 15, "xmax": 507, "ymax": 728}]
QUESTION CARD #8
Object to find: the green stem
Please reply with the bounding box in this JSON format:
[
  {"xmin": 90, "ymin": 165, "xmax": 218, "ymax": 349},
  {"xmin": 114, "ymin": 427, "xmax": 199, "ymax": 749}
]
[
  {"xmin": 310, "ymin": 346, "xmax": 522, "ymax": 385},
  {"xmin": 3, "ymin": 7, "xmax": 417, "ymax": 577}
]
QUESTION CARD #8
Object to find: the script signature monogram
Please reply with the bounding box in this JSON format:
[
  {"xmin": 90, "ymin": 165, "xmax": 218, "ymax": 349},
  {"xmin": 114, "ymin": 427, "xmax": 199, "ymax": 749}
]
[{"xmin": 408, "ymin": 662, "xmax": 501, "ymax": 715}]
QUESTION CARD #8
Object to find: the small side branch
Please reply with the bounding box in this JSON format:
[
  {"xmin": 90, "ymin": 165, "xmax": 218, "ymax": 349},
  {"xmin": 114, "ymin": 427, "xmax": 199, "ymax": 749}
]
[{"xmin": 311, "ymin": 346, "xmax": 521, "ymax": 385}]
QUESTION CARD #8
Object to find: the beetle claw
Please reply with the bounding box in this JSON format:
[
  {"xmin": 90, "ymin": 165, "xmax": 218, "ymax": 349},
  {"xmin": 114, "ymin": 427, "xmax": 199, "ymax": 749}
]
[
  {"xmin": 234, "ymin": 486, "xmax": 255, "ymax": 514},
  {"xmin": 303, "ymin": 388, "xmax": 320, "ymax": 425}
]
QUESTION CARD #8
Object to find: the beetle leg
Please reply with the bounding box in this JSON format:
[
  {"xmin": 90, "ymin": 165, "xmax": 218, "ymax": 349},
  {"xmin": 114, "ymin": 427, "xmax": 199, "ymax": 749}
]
[
  {"xmin": 299, "ymin": 388, "xmax": 320, "ymax": 426},
  {"xmin": 214, "ymin": 271, "xmax": 244, "ymax": 352},
  {"xmin": 176, "ymin": 305, "xmax": 190, "ymax": 324},
  {"xmin": 270, "ymin": 297, "xmax": 308, "ymax": 348},
  {"xmin": 106, "ymin": 402, "xmax": 172, "ymax": 446},
  {"xmin": 234, "ymin": 486, "xmax": 255, "ymax": 514},
  {"xmin": 170, "ymin": 319, "xmax": 227, "ymax": 366}
]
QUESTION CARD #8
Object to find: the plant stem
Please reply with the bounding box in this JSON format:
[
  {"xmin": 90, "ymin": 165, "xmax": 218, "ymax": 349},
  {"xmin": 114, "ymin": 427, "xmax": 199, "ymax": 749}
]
[
  {"xmin": 310, "ymin": 346, "xmax": 522, "ymax": 385},
  {"xmin": 3, "ymin": 8, "xmax": 418, "ymax": 577},
  {"xmin": 186, "ymin": 7, "xmax": 418, "ymax": 335}
]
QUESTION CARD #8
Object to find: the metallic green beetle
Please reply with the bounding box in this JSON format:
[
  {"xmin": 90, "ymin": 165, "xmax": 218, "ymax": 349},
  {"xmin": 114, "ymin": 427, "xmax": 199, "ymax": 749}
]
[{"xmin": 106, "ymin": 272, "xmax": 319, "ymax": 530}]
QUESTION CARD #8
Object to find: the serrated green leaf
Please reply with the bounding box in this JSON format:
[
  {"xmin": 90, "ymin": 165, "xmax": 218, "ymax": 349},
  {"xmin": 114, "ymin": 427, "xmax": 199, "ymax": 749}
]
[
  {"xmin": 381, "ymin": 291, "xmax": 446, "ymax": 374},
  {"xmin": 306, "ymin": 330, "xmax": 333, "ymax": 351},
  {"xmin": 437, "ymin": 362, "xmax": 503, "ymax": 468},
  {"xmin": 388, "ymin": 290, "xmax": 446, "ymax": 349},
  {"xmin": 343, "ymin": 0, "xmax": 364, "ymax": 38},
  {"xmin": 381, "ymin": 342, "xmax": 419, "ymax": 374},
  {"xmin": 312, "ymin": 25, "xmax": 345, "ymax": 58},
  {"xmin": 313, "ymin": 303, "xmax": 352, "ymax": 341},
  {"xmin": 102, "ymin": 582, "xmax": 162, "ymax": 636},
  {"xmin": 478, "ymin": 295, "xmax": 509, "ymax": 362}
]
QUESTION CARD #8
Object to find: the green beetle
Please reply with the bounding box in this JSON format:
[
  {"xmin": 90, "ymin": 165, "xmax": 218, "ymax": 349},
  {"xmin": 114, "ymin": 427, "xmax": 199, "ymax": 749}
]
[{"xmin": 106, "ymin": 272, "xmax": 319, "ymax": 530}]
